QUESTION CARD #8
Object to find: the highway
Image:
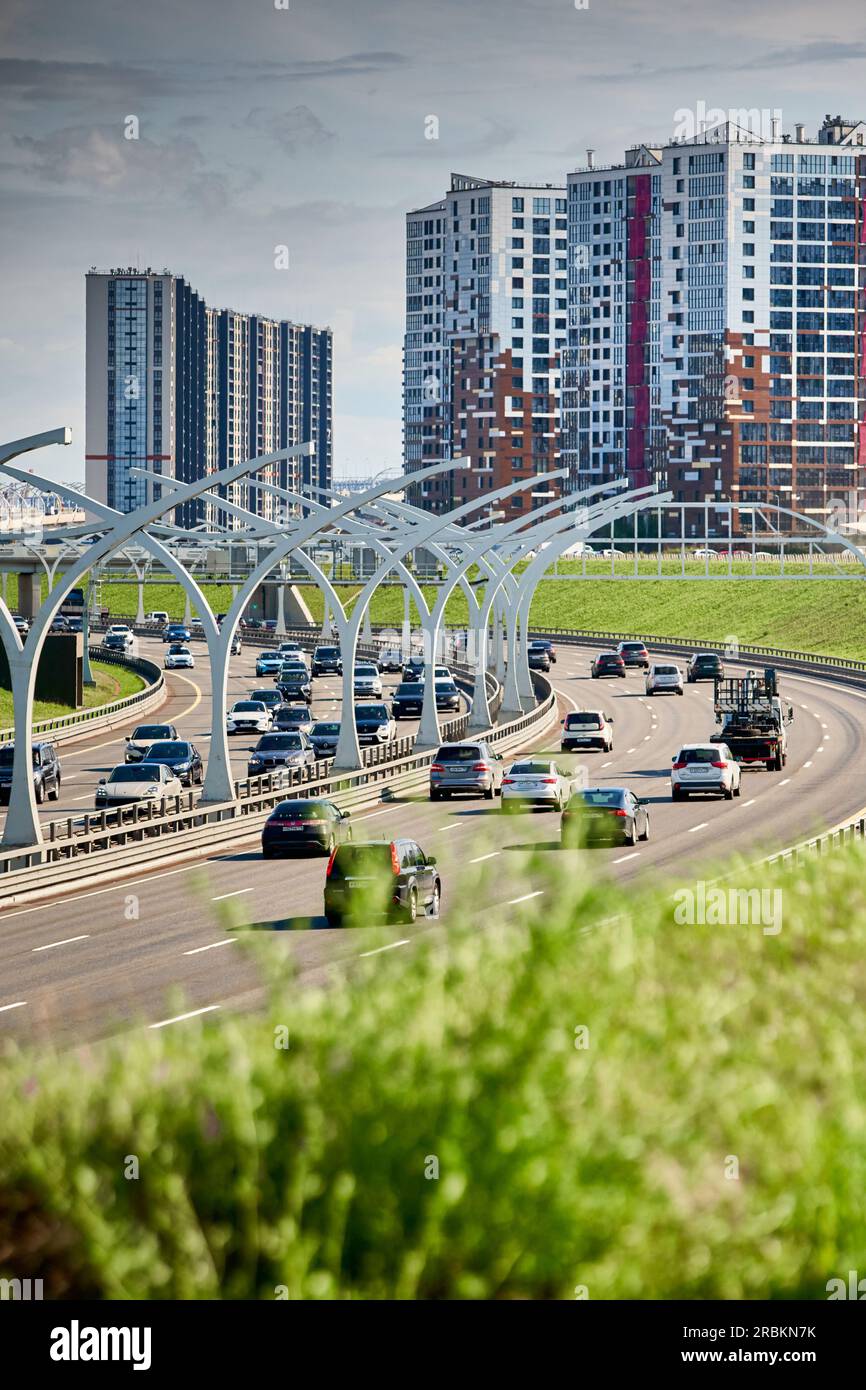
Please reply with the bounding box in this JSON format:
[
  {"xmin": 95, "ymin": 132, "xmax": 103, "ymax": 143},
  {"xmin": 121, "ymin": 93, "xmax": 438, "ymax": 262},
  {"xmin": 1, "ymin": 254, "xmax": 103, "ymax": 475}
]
[{"xmin": 1, "ymin": 637, "xmax": 864, "ymax": 1048}]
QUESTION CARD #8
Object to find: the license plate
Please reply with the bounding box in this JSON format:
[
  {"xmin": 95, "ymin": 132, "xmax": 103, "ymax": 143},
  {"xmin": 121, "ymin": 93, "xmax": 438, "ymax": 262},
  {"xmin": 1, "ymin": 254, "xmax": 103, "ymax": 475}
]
[{"xmin": 281, "ymin": 824, "xmax": 302, "ymax": 831}]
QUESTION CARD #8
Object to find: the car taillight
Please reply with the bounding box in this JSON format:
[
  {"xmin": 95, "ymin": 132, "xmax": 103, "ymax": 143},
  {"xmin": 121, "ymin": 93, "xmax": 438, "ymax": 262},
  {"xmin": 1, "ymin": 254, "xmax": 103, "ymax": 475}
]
[
  {"xmin": 541, "ymin": 777, "xmax": 557, "ymax": 784},
  {"xmin": 326, "ymin": 849, "xmax": 338, "ymax": 876},
  {"xmin": 472, "ymin": 763, "xmax": 490, "ymax": 772},
  {"xmin": 431, "ymin": 763, "xmax": 444, "ymax": 772},
  {"xmin": 390, "ymin": 843, "xmax": 400, "ymax": 876},
  {"xmin": 711, "ymin": 760, "xmax": 727, "ymax": 769},
  {"xmin": 610, "ymin": 808, "xmax": 627, "ymax": 817},
  {"xmin": 673, "ymin": 761, "xmax": 686, "ymax": 770},
  {"xmin": 502, "ymin": 777, "xmax": 514, "ymax": 785}
]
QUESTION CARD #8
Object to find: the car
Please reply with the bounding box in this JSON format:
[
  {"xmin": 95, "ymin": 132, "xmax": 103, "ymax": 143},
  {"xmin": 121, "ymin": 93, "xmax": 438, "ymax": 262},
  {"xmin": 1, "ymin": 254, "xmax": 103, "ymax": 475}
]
[
  {"xmin": 103, "ymin": 631, "xmax": 134, "ymax": 653},
  {"xmin": 687, "ymin": 651, "xmax": 725, "ymax": 683},
  {"xmin": 125, "ymin": 722, "xmax": 179, "ymax": 762},
  {"xmin": 434, "ymin": 680, "xmax": 461, "ymax": 712},
  {"xmin": 354, "ymin": 703, "xmax": 396, "ymax": 745},
  {"xmin": 377, "ymin": 648, "xmax": 404, "ymax": 673},
  {"xmin": 591, "ymin": 651, "xmax": 626, "ymax": 678},
  {"xmin": 276, "ymin": 659, "xmax": 311, "ymax": 682},
  {"xmin": 272, "ymin": 705, "xmax": 315, "ymax": 737},
  {"xmin": 529, "ymin": 638, "xmax": 557, "ymax": 664},
  {"xmin": 560, "ymin": 709, "xmax": 613, "ymax": 752},
  {"xmin": 247, "ymin": 731, "xmax": 316, "ymax": 777},
  {"xmin": 164, "ymin": 643, "xmax": 195, "ymax": 670},
  {"xmin": 50, "ymin": 615, "xmax": 70, "ymax": 633},
  {"xmin": 12, "ymin": 615, "xmax": 29, "ymax": 637},
  {"xmin": 601, "ymin": 547, "xmax": 626, "ymax": 559},
  {"xmin": 230, "ymin": 633, "xmax": 242, "ymax": 656},
  {"xmin": 275, "ymin": 673, "xmax": 313, "ymax": 704},
  {"xmin": 262, "ymin": 798, "xmax": 352, "ymax": 858},
  {"xmin": 561, "ymin": 787, "xmax": 650, "ymax": 846},
  {"xmin": 429, "ymin": 740, "xmax": 503, "ymax": 800},
  {"xmin": 671, "ymin": 743, "xmax": 741, "ymax": 800},
  {"xmin": 309, "ymin": 721, "xmax": 341, "ymax": 757},
  {"xmin": 263, "ymin": 620, "xmax": 278, "ymax": 632},
  {"xmin": 312, "ymin": 645, "xmax": 342, "ymax": 676},
  {"xmin": 392, "ymin": 680, "xmax": 425, "ymax": 719},
  {"xmin": 616, "ymin": 640, "xmax": 650, "ymax": 669},
  {"xmin": 353, "ymin": 663, "xmax": 383, "ymax": 698},
  {"xmin": 276, "ymin": 642, "xmax": 305, "ymax": 661},
  {"xmin": 143, "ymin": 739, "xmax": 204, "ymax": 786},
  {"xmin": 402, "ymin": 656, "xmax": 425, "ymax": 681},
  {"xmin": 324, "ymin": 839, "xmax": 441, "ymax": 927},
  {"xmin": 693, "ymin": 548, "xmax": 720, "ymax": 561},
  {"xmin": 226, "ymin": 701, "xmax": 272, "ymax": 734},
  {"xmin": 255, "ymin": 651, "xmax": 284, "ymax": 677},
  {"xmin": 527, "ymin": 645, "xmax": 551, "ymax": 671},
  {"xmin": 249, "ymin": 687, "xmax": 287, "ymax": 712},
  {"xmin": 145, "ymin": 610, "xmax": 169, "ymax": 626},
  {"xmin": 162, "ymin": 623, "xmax": 191, "ymax": 644},
  {"xmin": 66, "ymin": 615, "xmax": 83, "ymax": 633},
  {"xmin": 243, "ymin": 618, "xmax": 263, "ymax": 631},
  {"xmin": 645, "ymin": 662, "xmax": 684, "ymax": 696},
  {"xmin": 501, "ymin": 758, "xmax": 577, "ymax": 812},
  {"xmin": 108, "ymin": 623, "xmax": 133, "ymax": 638},
  {"xmin": 0, "ymin": 741, "xmax": 61, "ymax": 805},
  {"xmin": 95, "ymin": 761, "xmax": 183, "ymax": 808}
]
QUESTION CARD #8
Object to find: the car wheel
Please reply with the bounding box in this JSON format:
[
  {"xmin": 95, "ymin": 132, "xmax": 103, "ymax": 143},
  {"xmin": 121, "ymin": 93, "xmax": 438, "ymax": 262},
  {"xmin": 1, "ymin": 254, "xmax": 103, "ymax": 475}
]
[
  {"xmin": 677, "ymin": 689, "xmax": 684, "ymax": 696},
  {"xmin": 325, "ymin": 913, "xmax": 343, "ymax": 929},
  {"xmin": 484, "ymin": 785, "xmax": 494, "ymax": 800},
  {"xmin": 626, "ymin": 821, "xmax": 637, "ymax": 845},
  {"xmin": 262, "ymin": 846, "xmax": 275, "ymax": 859},
  {"xmin": 50, "ymin": 777, "xmax": 61, "ymax": 801},
  {"xmin": 734, "ymin": 783, "xmax": 741, "ymax": 797},
  {"xmin": 671, "ymin": 786, "xmax": 683, "ymax": 800},
  {"xmin": 724, "ymin": 786, "xmax": 734, "ymax": 800},
  {"xmin": 35, "ymin": 781, "xmax": 44, "ymax": 804},
  {"xmin": 428, "ymin": 883, "xmax": 441, "ymax": 919},
  {"xmin": 325, "ymin": 834, "xmax": 335, "ymax": 855},
  {"xmin": 640, "ymin": 816, "xmax": 650, "ymax": 842},
  {"xmin": 404, "ymin": 888, "xmax": 418, "ymax": 924}
]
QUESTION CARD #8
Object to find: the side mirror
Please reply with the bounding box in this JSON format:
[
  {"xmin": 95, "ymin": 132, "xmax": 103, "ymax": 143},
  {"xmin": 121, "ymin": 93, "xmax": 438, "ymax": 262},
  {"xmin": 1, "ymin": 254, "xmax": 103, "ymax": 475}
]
[
  {"xmin": 341, "ymin": 809, "xmax": 351, "ymax": 819},
  {"xmin": 671, "ymin": 755, "xmax": 676, "ymax": 763},
  {"xmin": 98, "ymin": 777, "xmax": 106, "ymax": 785},
  {"xmin": 426, "ymin": 854, "xmax": 437, "ymax": 866},
  {"xmin": 637, "ymin": 798, "xmax": 649, "ymax": 806}
]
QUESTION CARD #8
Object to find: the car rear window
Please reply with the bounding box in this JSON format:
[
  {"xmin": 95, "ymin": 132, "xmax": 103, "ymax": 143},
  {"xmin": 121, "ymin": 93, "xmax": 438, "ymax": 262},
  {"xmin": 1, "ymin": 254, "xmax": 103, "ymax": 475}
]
[
  {"xmin": 510, "ymin": 762, "xmax": 551, "ymax": 775},
  {"xmin": 655, "ymin": 666, "xmax": 679, "ymax": 675},
  {"xmin": 679, "ymin": 748, "xmax": 719, "ymax": 764},
  {"xmin": 330, "ymin": 844, "xmax": 393, "ymax": 879},
  {"xmin": 572, "ymin": 789, "xmax": 624, "ymax": 807},
  {"xmin": 273, "ymin": 800, "xmax": 330, "ymax": 820},
  {"xmin": 621, "ymin": 643, "xmax": 646, "ymax": 651},
  {"xmin": 435, "ymin": 745, "xmax": 482, "ymax": 762},
  {"xmin": 565, "ymin": 713, "xmax": 601, "ymax": 727}
]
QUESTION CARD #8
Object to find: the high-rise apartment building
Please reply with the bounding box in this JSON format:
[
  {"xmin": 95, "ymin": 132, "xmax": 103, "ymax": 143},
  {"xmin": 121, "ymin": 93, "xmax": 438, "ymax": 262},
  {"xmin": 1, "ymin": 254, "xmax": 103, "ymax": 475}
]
[
  {"xmin": 403, "ymin": 174, "xmax": 568, "ymax": 519},
  {"xmin": 563, "ymin": 115, "xmax": 866, "ymax": 529},
  {"xmin": 85, "ymin": 268, "xmax": 332, "ymax": 529}
]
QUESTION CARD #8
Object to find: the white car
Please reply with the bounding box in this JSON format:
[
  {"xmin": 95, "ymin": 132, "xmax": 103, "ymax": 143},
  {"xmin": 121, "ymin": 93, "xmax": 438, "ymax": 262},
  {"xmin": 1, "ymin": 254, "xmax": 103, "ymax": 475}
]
[
  {"xmin": 501, "ymin": 758, "xmax": 583, "ymax": 812},
  {"xmin": 165, "ymin": 644, "xmax": 195, "ymax": 670},
  {"xmin": 95, "ymin": 761, "xmax": 183, "ymax": 809},
  {"xmin": 106, "ymin": 624, "xmax": 134, "ymax": 650},
  {"xmin": 645, "ymin": 663, "xmax": 684, "ymax": 696},
  {"xmin": 226, "ymin": 700, "xmax": 272, "ymax": 734},
  {"xmin": 353, "ymin": 663, "xmax": 383, "ymax": 698},
  {"xmin": 276, "ymin": 642, "xmax": 305, "ymax": 660},
  {"xmin": 146, "ymin": 611, "xmax": 169, "ymax": 626},
  {"xmin": 561, "ymin": 709, "xmax": 613, "ymax": 752},
  {"xmin": 671, "ymin": 743, "xmax": 741, "ymax": 801}
]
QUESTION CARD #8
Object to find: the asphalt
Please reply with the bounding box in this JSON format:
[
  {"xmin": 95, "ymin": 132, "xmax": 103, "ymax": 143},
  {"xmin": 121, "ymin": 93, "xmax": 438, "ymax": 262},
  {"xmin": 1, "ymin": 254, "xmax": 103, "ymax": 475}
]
[{"xmin": 1, "ymin": 638, "xmax": 863, "ymax": 1048}]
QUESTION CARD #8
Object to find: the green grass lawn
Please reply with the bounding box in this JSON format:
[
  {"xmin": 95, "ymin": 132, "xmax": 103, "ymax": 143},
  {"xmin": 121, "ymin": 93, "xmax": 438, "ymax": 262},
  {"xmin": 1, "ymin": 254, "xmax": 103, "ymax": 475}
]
[
  {"xmin": 1, "ymin": 842, "xmax": 864, "ymax": 1298},
  {"xmin": 0, "ymin": 661, "xmax": 146, "ymax": 727}
]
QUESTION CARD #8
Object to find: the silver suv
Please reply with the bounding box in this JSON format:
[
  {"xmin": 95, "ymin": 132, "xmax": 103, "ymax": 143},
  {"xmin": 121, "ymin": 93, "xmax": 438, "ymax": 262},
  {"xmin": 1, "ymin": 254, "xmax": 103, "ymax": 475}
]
[{"xmin": 429, "ymin": 741, "xmax": 503, "ymax": 801}]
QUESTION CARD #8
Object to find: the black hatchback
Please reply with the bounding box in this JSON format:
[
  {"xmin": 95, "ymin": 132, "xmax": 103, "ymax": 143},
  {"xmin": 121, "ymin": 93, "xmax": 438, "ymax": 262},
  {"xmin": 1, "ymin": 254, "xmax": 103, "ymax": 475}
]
[
  {"xmin": 262, "ymin": 798, "xmax": 351, "ymax": 857},
  {"xmin": 561, "ymin": 787, "xmax": 650, "ymax": 847},
  {"xmin": 324, "ymin": 839, "xmax": 441, "ymax": 927},
  {"xmin": 142, "ymin": 739, "xmax": 204, "ymax": 786}
]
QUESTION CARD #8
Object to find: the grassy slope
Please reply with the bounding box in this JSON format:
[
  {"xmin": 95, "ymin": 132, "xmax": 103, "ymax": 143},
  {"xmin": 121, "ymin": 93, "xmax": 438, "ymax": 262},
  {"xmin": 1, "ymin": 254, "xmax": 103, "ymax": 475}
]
[
  {"xmin": 1, "ymin": 845, "xmax": 865, "ymax": 1299},
  {"xmin": 0, "ymin": 661, "xmax": 145, "ymax": 726}
]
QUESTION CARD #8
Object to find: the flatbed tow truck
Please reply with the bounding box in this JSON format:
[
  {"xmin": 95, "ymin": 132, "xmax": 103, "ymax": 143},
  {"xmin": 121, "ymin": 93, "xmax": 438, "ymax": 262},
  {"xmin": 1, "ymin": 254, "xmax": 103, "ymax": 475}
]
[{"xmin": 711, "ymin": 668, "xmax": 794, "ymax": 772}]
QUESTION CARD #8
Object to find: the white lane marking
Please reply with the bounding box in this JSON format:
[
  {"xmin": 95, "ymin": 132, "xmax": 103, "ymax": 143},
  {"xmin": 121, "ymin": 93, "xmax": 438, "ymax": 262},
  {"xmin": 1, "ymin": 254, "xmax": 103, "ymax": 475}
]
[
  {"xmin": 437, "ymin": 822, "xmax": 461, "ymax": 832},
  {"xmin": 354, "ymin": 806, "xmax": 402, "ymax": 822},
  {"xmin": 627, "ymin": 747, "xmax": 636, "ymax": 754},
  {"xmin": 359, "ymin": 939, "xmax": 410, "ymax": 958},
  {"xmin": 211, "ymin": 888, "xmax": 253, "ymax": 901},
  {"xmin": 32, "ymin": 934, "xmax": 90, "ymax": 952},
  {"xmin": 507, "ymin": 891, "xmax": 544, "ymax": 905},
  {"xmin": 821, "ymin": 722, "xmax": 829, "ymax": 729},
  {"xmin": 601, "ymin": 760, "xmax": 613, "ymax": 768},
  {"xmin": 778, "ymin": 778, "xmax": 790, "ymax": 786},
  {"xmin": 0, "ymin": 1000, "xmax": 27, "ymax": 1013},
  {"xmin": 817, "ymin": 746, "xmax": 825, "ymax": 754},
  {"xmin": 184, "ymin": 939, "xmax": 237, "ymax": 956},
  {"xmin": 688, "ymin": 822, "xmax": 709, "ymax": 834},
  {"xmin": 742, "ymin": 799, "xmax": 756, "ymax": 807},
  {"xmin": 803, "ymin": 760, "xmax": 813, "ymax": 768},
  {"xmin": 0, "ymin": 863, "xmax": 203, "ymax": 920},
  {"xmin": 150, "ymin": 1004, "xmax": 220, "ymax": 1029},
  {"xmin": 612, "ymin": 852, "xmax": 640, "ymax": 864},
  {"xmin": 72, "ymin": 793, "xmax": 94, "ymax": 802},
  {"xmin": 643, "ymin": 735, "xmax": 652, "ymax": 741},
  {"xmin": 470, "ymin": 851, "xmax": 500, "ymax": 864}
]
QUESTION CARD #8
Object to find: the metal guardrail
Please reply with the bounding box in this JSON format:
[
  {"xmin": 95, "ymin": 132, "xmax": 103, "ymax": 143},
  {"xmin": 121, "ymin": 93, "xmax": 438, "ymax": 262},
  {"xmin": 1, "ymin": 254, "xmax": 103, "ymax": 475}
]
[
  {"xmin": 0, "ymin": 649, "xmax": 165, "ymax": 744},
  {"xmin": 527, "ymin": 626, "xmax": 866, "ymax": 678}
]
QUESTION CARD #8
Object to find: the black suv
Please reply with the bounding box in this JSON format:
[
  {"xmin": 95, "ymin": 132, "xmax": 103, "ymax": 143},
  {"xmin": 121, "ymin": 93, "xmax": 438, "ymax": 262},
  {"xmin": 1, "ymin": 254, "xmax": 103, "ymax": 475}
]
[
  {"xmin": 312, "ymin": 645, "xmax": 342, "ymax": 676},
  {"xmin": 687, "ymin": 652, "xmax": 725, "ymax": 683},
  {"xmin": 324, "ymin": 839, "xmax": 441, "ymax": 927},
  {"xmin": 0, "ymin": 741, "xmax": 61, "ymax": 804}
]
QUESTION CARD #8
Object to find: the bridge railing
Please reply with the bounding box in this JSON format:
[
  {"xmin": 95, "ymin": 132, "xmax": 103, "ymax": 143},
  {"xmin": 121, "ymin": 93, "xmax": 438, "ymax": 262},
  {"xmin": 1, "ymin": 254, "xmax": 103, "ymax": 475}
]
[{"xmin": 0, "ymin": 649, "xmax": 165, "ymax": 745}]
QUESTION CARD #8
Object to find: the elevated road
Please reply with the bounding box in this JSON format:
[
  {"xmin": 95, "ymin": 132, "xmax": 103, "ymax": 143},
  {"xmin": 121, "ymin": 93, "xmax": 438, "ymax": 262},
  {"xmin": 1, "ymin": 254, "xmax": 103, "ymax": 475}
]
[{"xmin": 1, "ymin": 641, "xmax": 863, "ymax": 1047}]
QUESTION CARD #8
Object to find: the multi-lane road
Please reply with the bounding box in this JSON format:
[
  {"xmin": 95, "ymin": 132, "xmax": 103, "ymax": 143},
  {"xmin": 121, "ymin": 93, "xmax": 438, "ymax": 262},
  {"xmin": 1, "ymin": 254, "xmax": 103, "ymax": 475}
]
[{"xmin": 1, "ymin": 635, "xmax": 865, "ymax": 1048}]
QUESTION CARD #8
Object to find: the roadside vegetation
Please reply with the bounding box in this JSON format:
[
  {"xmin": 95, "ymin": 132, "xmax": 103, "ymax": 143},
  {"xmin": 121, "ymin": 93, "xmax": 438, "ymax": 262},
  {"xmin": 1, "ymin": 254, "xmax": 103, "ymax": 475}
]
[
  {"xmin": 1, "ymin": 842, "xmax": 864, "ymax": 1299},
  {"xmin": 0, "ymin": 660, "xmax": 145, "ymax": 727}
]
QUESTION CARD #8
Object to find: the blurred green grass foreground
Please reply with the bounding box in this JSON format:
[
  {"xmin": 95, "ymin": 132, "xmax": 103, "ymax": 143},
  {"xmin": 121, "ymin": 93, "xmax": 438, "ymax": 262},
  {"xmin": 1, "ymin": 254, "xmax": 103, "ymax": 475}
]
[{"xmin": 1, "ymin": 843, "xmax": 865, "ymax": 1300}]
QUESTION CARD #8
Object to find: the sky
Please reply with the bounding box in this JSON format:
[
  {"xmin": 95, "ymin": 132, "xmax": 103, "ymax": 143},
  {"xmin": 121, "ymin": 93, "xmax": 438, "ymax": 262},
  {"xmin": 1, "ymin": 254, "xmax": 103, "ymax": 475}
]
[{"xmin": 2, "ymin": 0, "xmax": 866, "ymax": 486}]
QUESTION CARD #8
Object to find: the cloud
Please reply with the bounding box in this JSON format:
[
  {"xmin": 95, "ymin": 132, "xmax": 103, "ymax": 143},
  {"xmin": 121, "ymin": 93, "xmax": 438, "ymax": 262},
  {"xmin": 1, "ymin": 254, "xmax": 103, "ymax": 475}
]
[
  {"xmin": 585, "ymin": 40, "xmax": 866, "ymax": 84},
  {"xmin": 244, "ymin": 105, "xmax": 336, "ymax": 156},
  {"xmin": 0, "ymin": 56, "xmax": 179, "ymax": 104},
  {"xmin": 5, "ymin": 125, "xmax": 232, "ymax": 210},
  {"xmin": 231, "ymin": 52, "xmax": 411, "ymax": 81}
]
